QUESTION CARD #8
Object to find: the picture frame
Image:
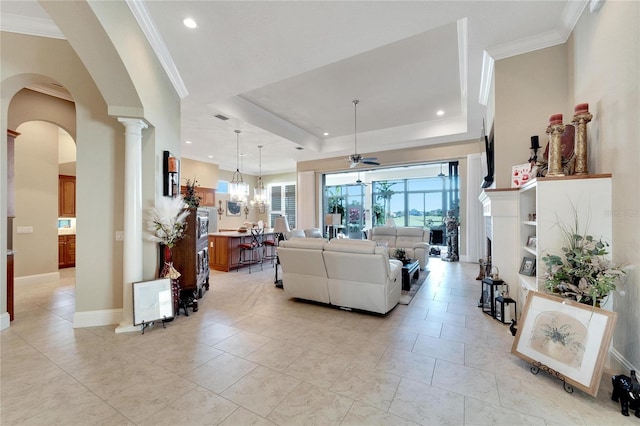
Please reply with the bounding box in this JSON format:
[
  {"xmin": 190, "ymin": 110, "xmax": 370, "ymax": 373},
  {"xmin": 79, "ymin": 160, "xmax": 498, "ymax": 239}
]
[
  {"xmin": 519, "ymin": 256, "xmax": 536, "ymax": 276},
  {"xmin": 162, "ymin": 150, "xmax": 180, "ymax": 198},
  {"xmin": 511, "ymin": 291, "xmax": 617, "ymax": 396},
  {"xmin": 132, "ymin": 278, "xmax": 174, "ymax": 326},
  {"xmin": 526, "ymin": 236, "xmax": 537, "ymax": 249},
  {"xmin": 226, "ymin": 200, "xmax": 241, "ymax": 216}
]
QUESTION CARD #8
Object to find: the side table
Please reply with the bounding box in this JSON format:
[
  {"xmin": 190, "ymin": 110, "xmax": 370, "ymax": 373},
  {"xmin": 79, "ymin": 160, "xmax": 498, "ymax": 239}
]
[{"xmin": 401, "ymin": 260, "xmax": 420, "ymax": 291}]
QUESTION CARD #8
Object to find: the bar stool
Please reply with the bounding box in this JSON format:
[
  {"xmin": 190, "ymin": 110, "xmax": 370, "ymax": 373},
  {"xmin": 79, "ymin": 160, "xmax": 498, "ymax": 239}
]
[
  {"xmin": 237, "ymin": 227, "xmax": 264, "ymax": 273},
  {"xmin": 263, "ymin": 235, "xmax": 277, "ymax": 266}
]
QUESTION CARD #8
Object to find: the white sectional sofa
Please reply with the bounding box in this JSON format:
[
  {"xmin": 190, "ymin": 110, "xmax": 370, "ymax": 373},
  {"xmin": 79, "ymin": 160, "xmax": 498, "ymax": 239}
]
[
  {"xmin": 277, "ymin": 238, "xmax": 402, "ymax": 314},
  {"xmin": 367, "ymin": 226, "xmax": 431, "ymax": 270}
]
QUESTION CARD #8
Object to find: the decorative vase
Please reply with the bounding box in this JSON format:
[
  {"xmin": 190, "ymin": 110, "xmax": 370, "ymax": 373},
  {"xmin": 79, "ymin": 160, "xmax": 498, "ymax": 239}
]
[{"xmin": 572, "ymin": 103, "xmax": 592, "ymax": 176}]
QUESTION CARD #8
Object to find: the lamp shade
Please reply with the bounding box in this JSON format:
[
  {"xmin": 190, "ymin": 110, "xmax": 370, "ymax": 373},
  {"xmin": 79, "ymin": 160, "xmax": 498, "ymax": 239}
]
[
  {"xmin": 273, "ymin": 216, "xmax": 290, "ymax": 234},
  {"xmin": 325, "ymin": 213, "xmax": 341, "ymax": 225}
]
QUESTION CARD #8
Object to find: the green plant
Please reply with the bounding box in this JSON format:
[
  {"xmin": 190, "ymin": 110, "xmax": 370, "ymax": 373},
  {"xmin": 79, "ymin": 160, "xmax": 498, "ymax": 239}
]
[
  {"xmin": 395, "ymin": 248, "xmax": 407, "ymax": 261},
  {"xmin": 542, "ymin": 214, "xmax": 625, "ymax": 306},
  {"xmin": 182, "ymin": 178, "xmax": 200, "ymax": 208},
  {"xmin": 375, "ymin": 181, "xmax": 395, "ymax": 220},
  {"xmin": 372, "ymin": 203, "xmax": 385, "ymax": 226}
]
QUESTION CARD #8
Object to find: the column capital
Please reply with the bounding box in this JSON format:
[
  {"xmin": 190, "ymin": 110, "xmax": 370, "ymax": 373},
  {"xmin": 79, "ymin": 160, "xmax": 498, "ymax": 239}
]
[{"xmin": 117, "ymin": 117, "xmax": 148, "ymax": 133}]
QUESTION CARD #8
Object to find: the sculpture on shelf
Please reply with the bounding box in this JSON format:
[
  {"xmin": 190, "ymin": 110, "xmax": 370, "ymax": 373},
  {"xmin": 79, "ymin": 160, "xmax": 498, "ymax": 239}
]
[
  {"xmin": 612, "ymin": 371, "xmax": 640, "ymax": 417},
  {"xmin": 443, "ymin": 209, "xmax": 460, "ymax": 262}
]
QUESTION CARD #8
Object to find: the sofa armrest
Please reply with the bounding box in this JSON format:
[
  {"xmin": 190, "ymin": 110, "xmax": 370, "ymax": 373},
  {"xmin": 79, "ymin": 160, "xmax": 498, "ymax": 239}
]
[
  {"xmin": 389, "ymin": 259, "xmax": 403, "ymax": 269},
  {"xmin": 412, "ymin": 242, "xmax": 429, "ymax": 250}
]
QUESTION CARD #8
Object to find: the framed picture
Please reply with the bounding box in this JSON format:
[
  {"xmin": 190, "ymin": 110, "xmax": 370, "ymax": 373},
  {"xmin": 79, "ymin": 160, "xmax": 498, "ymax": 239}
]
[
  {"xmin": 226, "ymin": 200, "xmax": 241, "ymax": 216},
  {"xmin": 519, "ymin": 256, "xmax": 536, "ymax": 276},
  {"xmin": 526, "ymin": 236, "xmax": 537, "ymax": 249},
  {"xmin": 132, "ymin": 278, "xmax": 174, "ymax": 326},
  {"xmin": 162, "ymin": 150, "xmax": 180, "ymax": 198},
  {"xmin": 511, "ymin": 162, "xmax": 538, "ymax": 188},
  {"xmin": 512, "ymin": 291, "xmax": 617, "ymax": 396}
]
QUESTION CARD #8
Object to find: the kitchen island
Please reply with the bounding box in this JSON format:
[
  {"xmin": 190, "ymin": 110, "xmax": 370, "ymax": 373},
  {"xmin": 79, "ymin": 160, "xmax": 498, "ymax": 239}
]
[{"xmin": 208, "ymin": 229, "xmax": 275, "ymax": 272}]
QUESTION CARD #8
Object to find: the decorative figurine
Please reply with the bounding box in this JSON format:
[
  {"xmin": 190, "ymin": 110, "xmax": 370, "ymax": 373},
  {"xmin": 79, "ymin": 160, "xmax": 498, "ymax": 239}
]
[
  {"xmin": 443, "ymin": 209, "xmax": 460, "ymax": 262},
  {"xmin": 612, "ymin": 370, "xmax": 640, "ymax": 417}
]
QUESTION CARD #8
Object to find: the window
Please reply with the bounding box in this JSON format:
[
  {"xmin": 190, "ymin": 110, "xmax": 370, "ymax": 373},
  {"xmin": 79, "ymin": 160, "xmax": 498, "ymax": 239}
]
[
  {"xmin": 269, "ymin": 183, "xmax": 296, "ymax": 228},
  {"xmin": 217, "ymin": 180, "xmax": 228, "ymax": 194}
]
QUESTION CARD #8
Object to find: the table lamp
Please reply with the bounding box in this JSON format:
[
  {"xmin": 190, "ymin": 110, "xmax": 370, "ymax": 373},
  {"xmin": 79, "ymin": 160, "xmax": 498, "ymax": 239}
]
[{"xmin": 273, "ymin": 216, "xmax": 290, "ymax": 244}]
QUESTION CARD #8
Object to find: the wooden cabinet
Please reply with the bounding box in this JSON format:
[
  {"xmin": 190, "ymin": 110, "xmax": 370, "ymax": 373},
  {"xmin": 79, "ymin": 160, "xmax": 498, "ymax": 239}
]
[
  {"xmin": 59, "ymin": 175, "xmax": 76, "ymax": 217},
  {"xmin": 58, "ymin": 234, "xmax": 76, "ymax": 268},
  {"xmin": 171, "ymin": 209, "xmax": 210, "ymax": 300},
  {"xmin": 181, "ymin": 186, "xmax": 216, "ymax": 207}
]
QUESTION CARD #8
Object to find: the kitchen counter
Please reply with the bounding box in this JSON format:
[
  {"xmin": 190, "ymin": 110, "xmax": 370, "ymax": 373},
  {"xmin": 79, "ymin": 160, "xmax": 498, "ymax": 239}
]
[{"xmin": 208, "ymin": 229, "xmax": 275, "ymax": 272}]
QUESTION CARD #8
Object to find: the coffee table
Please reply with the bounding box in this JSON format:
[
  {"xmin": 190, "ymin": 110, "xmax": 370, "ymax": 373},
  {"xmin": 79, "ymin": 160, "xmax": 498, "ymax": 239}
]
[{"xmin": 401, "ymin": 259, "xmax": 420, "ymax": 291}]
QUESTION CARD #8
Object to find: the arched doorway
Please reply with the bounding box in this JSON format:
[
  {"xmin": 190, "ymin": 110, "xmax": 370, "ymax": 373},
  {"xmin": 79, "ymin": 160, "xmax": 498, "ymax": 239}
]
[{"xmin": 7, "ymin": 87, "xmax": 77, "ymax": 323}]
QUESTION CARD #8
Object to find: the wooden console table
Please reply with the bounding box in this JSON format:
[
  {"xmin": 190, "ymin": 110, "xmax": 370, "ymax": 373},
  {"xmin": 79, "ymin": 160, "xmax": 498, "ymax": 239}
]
[{"xmin": 208, "ymin": 229, "xmax": 274, "ymax": 272}]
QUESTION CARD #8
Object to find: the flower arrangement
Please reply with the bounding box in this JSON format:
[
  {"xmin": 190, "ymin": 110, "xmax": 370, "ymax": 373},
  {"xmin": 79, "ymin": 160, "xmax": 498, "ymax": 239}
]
[
  {"xmin": 542, "ymin": 216, "xmax": 625, "ymax": 306},
  {"xmin": 146, "ymin": 196, "xmax": 190, "ymax": 248},
  {"xmin": 183, "ymin": 178, "xmax": 200, "ymax": 208}
]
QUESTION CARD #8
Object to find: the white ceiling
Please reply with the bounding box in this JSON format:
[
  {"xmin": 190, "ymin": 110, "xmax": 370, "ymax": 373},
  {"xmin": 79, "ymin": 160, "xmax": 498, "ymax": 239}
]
[{"xmin": 1, "ymin": 0, "xmax": 588, "ymax": 175}]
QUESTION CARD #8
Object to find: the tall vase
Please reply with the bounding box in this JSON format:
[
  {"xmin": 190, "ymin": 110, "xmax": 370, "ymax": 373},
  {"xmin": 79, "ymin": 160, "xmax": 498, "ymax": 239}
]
[{"xmin": 159, "ymin": 244, "xmax": 173, "ymax": 277}]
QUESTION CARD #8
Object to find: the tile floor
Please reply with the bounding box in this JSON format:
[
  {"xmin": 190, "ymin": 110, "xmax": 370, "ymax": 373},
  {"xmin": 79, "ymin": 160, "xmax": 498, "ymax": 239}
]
[{"xmin": 1, "ymin": 259, "xmax": 634, "ymax": 425}]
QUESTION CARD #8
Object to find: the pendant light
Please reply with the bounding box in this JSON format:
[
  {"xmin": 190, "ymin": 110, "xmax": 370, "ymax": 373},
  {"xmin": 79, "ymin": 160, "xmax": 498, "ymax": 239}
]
[
  {"xmin": 229, "ymin": 130, "xmax": 249, "ymax": 204},
  {"xmin": 251, "ymin": 145, "xmax": 268, "ymax": 213}
]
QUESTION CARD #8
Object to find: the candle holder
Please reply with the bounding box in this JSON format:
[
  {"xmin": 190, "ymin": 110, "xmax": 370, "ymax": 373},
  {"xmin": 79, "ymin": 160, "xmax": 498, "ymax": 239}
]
[
  {"xmin": 528, "ymin": 135, "xmax": 540, "ymax": 165},
  {"xmin": 572, "ymin": 103, "xmax": 592, "ymax": 175},
  {"xmin": 546, "ymin": 114, "xmax": 566, "ymax": 177}
]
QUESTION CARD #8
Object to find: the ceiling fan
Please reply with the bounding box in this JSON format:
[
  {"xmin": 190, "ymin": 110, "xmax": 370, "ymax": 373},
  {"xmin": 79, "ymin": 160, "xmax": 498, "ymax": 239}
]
[
  {"xmin": 348, "ymin": 100, "xmax": 380, "ymax": 168},
  {"xmin": 355, "ymin": 172, "xmax": 369, "ymax": 186}
]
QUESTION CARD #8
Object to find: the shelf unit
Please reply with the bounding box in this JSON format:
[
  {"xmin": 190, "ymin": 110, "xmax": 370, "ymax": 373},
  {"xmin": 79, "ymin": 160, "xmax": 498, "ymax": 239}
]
[{"xmin": 516, "ymin": 175, "xmax": 612, "ymax": 303}]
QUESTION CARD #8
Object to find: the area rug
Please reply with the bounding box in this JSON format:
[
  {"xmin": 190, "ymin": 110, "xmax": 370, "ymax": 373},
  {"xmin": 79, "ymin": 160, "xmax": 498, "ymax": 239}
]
[{"xmin": 399, "ymin": 270, "xmax": 429, "ymax": 305}]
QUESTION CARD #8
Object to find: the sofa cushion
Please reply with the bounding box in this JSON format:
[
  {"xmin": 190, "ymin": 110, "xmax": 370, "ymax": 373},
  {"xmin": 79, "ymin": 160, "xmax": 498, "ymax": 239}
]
[
  {"xmin": 304, "ymin": 228, "xmax": 323, "ymax": 238},
  {"xmin": 325, "ymin": 239, "xmax": 377, "ymax": 254},
  {"xmin": 278, "ymin": 239, "xmax": 329, "ymax": 303},
  {"xmin": 396, "ymin": 227, "xmax": 427, "ymax": 247}
]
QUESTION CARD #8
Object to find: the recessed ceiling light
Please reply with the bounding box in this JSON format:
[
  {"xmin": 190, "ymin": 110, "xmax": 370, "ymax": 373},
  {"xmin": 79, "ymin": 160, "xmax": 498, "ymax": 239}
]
[
  {"xmin": 208, "ymin": 155, "xmax": 213, "ymax": 158},
  {"xmin": 323, "ymin": 132, "xmax": 329, "ymax": 136},
  {"xmin": 183, "ymin": 18, "xmax": 197, "ymax": 29},
  {"xmin": 185, "ymin": 140, "xmax": 192, "ymax": 144},
  {"xmin": 437, "ymin": 110, "xmax": 445, "ymax": 116}
]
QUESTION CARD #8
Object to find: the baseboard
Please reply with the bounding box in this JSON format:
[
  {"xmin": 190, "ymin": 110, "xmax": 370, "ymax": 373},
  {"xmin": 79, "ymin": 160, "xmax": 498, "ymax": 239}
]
[
  {"xmin": 609, "ymin": 347, "xmax": 639, "ymax": 373},
  {"xmin": 15, "ymin": 272, "xmax": 60, "ymax": 286},
  {"xmin": 73, "ymin": 309, "xmax": 121, "ymax": 328},
  {"xmin": 0, "ymin": 312, "xmax": 10, "ymax": 330}
]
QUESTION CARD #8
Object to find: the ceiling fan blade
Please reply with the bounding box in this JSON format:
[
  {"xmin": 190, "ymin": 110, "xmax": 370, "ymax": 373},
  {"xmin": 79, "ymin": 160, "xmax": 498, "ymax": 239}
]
[
  {"xmin": 350, "ymin": 162, "xmax": 359, "ymax": 168},
  {"xmin": 361, "ymin": 157, "xmax": 378, "ymax": 162},
  {"xmin": 362, "ymin": 160, "xmax": 380, "ymax": 166}
]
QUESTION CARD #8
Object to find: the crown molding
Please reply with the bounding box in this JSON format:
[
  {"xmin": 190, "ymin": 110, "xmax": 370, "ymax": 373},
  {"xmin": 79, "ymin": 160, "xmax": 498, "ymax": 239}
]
[
  {"xmin": 125, "ymin": 0, "xmax": 188, "ymax": 99},
  {"xmin": 0, "ymin": 13, "xmax": 65, "ymax": 39},
  {"xmin": 486, "ymin": 0, "xmax": 588, "ymax": 61}
]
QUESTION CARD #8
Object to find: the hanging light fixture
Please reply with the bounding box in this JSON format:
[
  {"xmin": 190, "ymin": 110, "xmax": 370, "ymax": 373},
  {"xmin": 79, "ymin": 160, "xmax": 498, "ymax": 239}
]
[
  {"xmin": 251, "ymin": 145, "xmax": 268, "ymax": 213},
  {"xmin": 229, "ymin": 130, "xmax": 249, "ymax": 204}
]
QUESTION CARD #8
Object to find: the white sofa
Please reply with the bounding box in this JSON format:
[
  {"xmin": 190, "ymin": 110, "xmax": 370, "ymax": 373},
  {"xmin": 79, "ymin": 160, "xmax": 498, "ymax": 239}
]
[
  {"xmin": 367, "ymin": 226, "xmax": 430, "ymax": 270},
  {"xmin": 277, "ymin": 239, "xmax": 402, "ymax": 314}
]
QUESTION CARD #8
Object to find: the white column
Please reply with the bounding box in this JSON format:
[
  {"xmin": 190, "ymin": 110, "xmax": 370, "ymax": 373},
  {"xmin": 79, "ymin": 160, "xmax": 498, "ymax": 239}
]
[{"xmin": 116, "ymin": 118, "xmax": 147, "ymax": 333}]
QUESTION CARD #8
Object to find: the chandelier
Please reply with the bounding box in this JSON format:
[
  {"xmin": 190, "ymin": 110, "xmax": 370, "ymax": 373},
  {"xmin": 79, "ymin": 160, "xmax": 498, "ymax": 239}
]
[
  {"xmin": 251, "ymin": 145, "xmax": 268, "ymax": 213},
  {"xmin": 229, "ymin": 130, "xmax": 249, "ymax": 204}
]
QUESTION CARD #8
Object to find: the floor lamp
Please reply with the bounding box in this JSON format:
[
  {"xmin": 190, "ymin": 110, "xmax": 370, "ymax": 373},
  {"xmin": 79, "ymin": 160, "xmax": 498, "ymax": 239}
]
[{"xmin": 272, "ymin": 216, "xmax": 290, "ymax": 288}]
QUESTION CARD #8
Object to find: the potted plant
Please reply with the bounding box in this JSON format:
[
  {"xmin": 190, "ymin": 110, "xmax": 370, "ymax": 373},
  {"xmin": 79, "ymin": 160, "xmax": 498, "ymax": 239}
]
[
  {"xmin": 395, "ymin": 248, "xmax": 408, "ymax": 264},
  {"xmin": 182, "ymin": 178, "xmax": 200, "ymax": 209},
  {"xmin": 542, "ymin": 216, "xmax": 625, "ymax": 307},
  {"xmin": 146, "ymin": 196, "xmax": 190, "ymax": 278}
]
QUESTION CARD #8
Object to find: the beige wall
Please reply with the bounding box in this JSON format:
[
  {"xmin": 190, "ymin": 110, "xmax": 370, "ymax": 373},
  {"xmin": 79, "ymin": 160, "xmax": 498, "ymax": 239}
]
[
  {"xmin": 2, "ymin": 0, "xmax": 181, "ymax": 322},
  {"xmin": 571, "ymin": 0, "xmax": 639, "ymax": 370},
  {"xmin": 180, "ymin": 158, "xmax": 219, "ymax": 190},
  {"xmin": 13, "ymin": 121, "xmax": 59, "ymax": 276},
  {"xmin": 492, "ymin": 2, "xmax": 639, "ymax": 370},
  {"xmin": 494, "ymin": 44, "xmax": 569, "ymax": 189}
]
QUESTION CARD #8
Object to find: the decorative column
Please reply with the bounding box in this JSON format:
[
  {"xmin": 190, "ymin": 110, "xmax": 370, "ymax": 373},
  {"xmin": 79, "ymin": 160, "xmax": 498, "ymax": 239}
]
[
  {"xmin": 116, "ymin": 118, "xmax": 148, "ymax": 333},
  {"xmin": 572, "ymin": 103, "xmax": 592, "ymax": 175},
  {"xmin": 546, "ymin": 113, "xmax": 566, "ymax": 177}
]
